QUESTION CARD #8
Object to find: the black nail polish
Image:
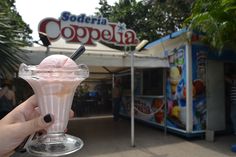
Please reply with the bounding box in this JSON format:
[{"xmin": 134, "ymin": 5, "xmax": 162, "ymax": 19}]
[{"xmin": 43, "ymin": 114, "xmax": 52, "ymax": 123}]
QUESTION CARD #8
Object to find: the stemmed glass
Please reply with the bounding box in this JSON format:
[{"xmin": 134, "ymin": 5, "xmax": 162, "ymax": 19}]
[{"xmin": 18, "ymin": 62, "xmax": 89, "ymax": 156}]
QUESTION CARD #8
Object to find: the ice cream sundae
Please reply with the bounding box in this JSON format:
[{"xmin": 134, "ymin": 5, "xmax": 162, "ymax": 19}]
[{"xmin": 19, "ymin": 54, "xmax": 89, "ymax": 156}]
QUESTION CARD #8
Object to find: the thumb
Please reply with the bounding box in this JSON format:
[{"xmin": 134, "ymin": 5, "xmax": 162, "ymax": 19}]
[{"xmin": 14, "ymin": 114, "xmax": 54, "ymax": 137}]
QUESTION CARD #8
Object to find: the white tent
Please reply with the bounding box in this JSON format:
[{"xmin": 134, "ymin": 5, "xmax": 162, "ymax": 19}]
[{"xmin": 22, "ymin": 39, "xmax": 169, "ymax": 81}]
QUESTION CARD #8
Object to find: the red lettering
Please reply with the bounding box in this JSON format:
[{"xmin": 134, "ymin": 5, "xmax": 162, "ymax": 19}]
[
  {"xmin": 65, "ymin": 25, "xmax": 86, "ymax": 43},
  {"xmin": 38, "ymin": 17, "xmax": 138, "ymax": 46},
  {"xmin": 117, "ymin": 32, "xmax": 125, "ymax": 45},
  {"xmin": 38, "ymin": 18, "xmax": 60, "ymax": 40},
  {"xmin": 101, "ymin": 29, "xmax": 111, "ymax": 41},
  {"xmin": 124, "ymin": 30, "xmax": 136, "ymax": 45},
  {"xmin": 109, "ymin": 24, "xmax": 117, "ymax": 43},
  {"xmin": 61, "ymin": 26, "xmax": 75, "ymax": 40},
  {"xmin": 85, "ymin": 27, "xmax": 100, "ymax": 45},
  {"xmin": 73, "ymin": 25, "xmax": 87, "ymax": 39}
]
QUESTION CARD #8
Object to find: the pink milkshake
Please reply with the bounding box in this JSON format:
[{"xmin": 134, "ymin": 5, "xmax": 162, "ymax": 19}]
[{"xmin": 19, "ymin": 54, "xmax": 89, "ymax": 156}]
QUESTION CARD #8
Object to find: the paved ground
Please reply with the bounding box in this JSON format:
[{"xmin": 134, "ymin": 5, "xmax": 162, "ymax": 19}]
[{"xmin": 13, "ymin": 116, "xmax": 236, "ymax": 157}]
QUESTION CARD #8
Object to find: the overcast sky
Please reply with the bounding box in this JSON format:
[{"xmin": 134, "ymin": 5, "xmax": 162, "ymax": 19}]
[{"xmin": 15, "ymin": 0, "xmax": 118, "ymax": 40}]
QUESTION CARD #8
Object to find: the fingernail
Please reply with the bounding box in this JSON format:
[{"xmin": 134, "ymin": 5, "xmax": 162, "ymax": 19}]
[{"xmin": 43, "ymin": 114, "xmax": 52, "ymax": 123}]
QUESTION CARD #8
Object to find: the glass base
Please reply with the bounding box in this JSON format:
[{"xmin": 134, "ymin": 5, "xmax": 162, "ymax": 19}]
[{"xmin": 27, "ymin": 133, "xmax": 84, "ymax": 156}]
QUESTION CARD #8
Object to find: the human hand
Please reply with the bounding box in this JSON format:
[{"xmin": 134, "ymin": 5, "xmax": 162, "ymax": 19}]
[{"xmin": 0, "ymin": 95, "xmax": 74, "ymax": 157}]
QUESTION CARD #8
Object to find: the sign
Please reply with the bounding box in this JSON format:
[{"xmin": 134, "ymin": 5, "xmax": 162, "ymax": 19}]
[{"xmin": 38, "ymin": 11, "xmax": 139, "ymax": 46}]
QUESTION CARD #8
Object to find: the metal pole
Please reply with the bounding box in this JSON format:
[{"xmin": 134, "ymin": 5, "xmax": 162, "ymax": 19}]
[
  {"xmin": 130, "ymin": 40, "xmax": 148, "ymax": 147},
  {"xmin": 112, "ymin": 74, "xmax": 115, "ymax": 88},
  {"xmin": 163, "ymin": 68, "xmax": 167, "ymax": 135},
  {"xmin": 46, "ymin": 46, "xmax": 50, "ymax": 54},
  {"xmin": 131, "ymin": 50, "xmax": 135, "ymax": 147}
]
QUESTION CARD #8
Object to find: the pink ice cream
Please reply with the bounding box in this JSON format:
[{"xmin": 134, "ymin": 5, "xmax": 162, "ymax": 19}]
[
  {"xmin": 19, "ymin": 54, "xmax": 89, "ymax": 133},
  {"xmin": 38, "ymin": 54, "xmax": 77, "ymax": 69}
]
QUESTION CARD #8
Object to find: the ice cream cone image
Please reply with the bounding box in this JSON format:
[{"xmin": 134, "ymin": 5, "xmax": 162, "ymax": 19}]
[{"xmin": 170, "ymin": 66, "xmax": 181, "ymax": 94}]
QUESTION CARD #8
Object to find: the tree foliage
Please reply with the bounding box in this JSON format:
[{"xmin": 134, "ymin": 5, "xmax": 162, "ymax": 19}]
[
  {"xmin": 184, "ymin": 0, "xmax": 236, "ymax": 51},
  {"xmin": 0, "ymin": 0, "xmax": 32, "ymax": 78},
  {"xmin": 96, "ymin": 0, "xmax": 192, "ymax": 45}
]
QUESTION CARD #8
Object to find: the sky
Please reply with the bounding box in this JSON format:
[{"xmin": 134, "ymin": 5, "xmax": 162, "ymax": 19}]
[{"xmin": 15, "ymin": 0, "xmax": 118, "ymax": 40}]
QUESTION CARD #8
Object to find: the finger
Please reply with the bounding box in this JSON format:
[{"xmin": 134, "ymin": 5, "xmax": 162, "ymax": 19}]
[
  {"xmin": 13, "ymin": 95, "xmax": 38, "ymax": 117},
  {"xmin": 26, "ymin": 108, "xmax": 41, "ymax": 121},
  {"xmin": 12, "ymin": 114, "xmax": 54, "ymax": 137},
  {"xmin": 18, "ymin": 96, "xmax": 40, "ymax": 121},
  {"xmin": 69, "ymin": 110, "xmax": 74, "ymax": 119},
  {"xmin": 20, "ymin": 95, "xmax": 38, "ymax": 109},
  {"xmin": 1, "ymin": 96, "xmax": 38, "ymax": 124},
  {"xmin": 1, "ymin": 151, "xmax": 14, "ymax": 157}
]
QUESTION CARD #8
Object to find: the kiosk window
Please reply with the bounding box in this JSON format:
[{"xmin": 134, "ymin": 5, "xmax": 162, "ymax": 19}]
[
  {"xmin": 121, "ymin": 75, "xmax": 131, "ymax": 89},
  {"xmin": 143, "ymin": 68, "xmax": 163, "ymax": 95}
]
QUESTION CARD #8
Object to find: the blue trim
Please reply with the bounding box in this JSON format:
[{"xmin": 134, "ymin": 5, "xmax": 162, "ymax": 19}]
[
  {"xmin": 145, "ymin": 28, "xmax": 188, "ymax": 49},
  {"xmin": 120, "ymin": 114, "xmax": 204, "ymax": 138}
]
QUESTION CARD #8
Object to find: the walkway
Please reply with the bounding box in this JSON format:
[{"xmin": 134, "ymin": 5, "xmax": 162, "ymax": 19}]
[{"xmin": 13, "ymin": 116, "xmax": 236, "ymax": 157}]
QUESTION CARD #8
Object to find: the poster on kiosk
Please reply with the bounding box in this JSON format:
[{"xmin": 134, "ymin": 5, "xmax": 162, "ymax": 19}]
[{"xmin": 166, "ymin": 43, "xmax": 207, "ymax": 133}]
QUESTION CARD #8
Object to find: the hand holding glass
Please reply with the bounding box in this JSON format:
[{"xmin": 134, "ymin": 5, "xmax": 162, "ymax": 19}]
[{"xmin": 18, "ymin": 55, "xmax": 89, "ymax": 156}]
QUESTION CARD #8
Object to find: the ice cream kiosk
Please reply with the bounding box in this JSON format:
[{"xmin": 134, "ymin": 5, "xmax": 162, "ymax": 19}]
[{"xmin": 119, "ymin": 28, "xmax": 236, "ymax": 137}]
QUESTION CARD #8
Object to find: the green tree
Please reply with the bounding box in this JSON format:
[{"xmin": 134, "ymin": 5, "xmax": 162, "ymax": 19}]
[
  {"xmin": 185, "ymin": 0, "xmax": 236, "ymax": 51},
  {"xmin": 97, "ymin": 0, "xmax": 112, "ymax": 19},
  {"xmin": 96, "ymin": 0, "xmax": 192, "ymax": 44},
  {"xmin": 147, "ymin": 0, "xmax": 192, "ymax": 37},
  {"xmin": 0, "ymin": 0, "xmax": 32, "ymax": 78}
]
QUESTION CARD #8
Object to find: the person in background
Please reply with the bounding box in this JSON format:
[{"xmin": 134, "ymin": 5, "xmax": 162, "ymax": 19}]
[
  {"xmin": 112, "ymin": 79, "xmax": 122, "ymax": 121},
  {"xmin": 0, "ymin": 80, "xmax": 16, "ymax": 119}
]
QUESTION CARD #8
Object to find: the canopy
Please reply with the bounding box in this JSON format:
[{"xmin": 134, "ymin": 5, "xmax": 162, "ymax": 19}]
[{"xmin": 22, "ymin": 39, "xmax": 169, "ymax": 81}]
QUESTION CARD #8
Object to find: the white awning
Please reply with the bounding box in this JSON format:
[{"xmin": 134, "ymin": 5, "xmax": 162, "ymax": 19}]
[
  {"xmin": 21, "ymin": 39, "xmax": 169, "ymax": 82},
  {"xmin": 22, "ymin": 39, "xmax": 169, "ymax": 68}
]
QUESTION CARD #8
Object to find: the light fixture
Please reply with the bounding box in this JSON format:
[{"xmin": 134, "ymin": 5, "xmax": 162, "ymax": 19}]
[
  {"xmin": 38, "ymin": 32, "xmax": 51, "ymax": 47},
  {"xmin": 135, "ymin": 40, "xmax": 149, "ymax": 52}
]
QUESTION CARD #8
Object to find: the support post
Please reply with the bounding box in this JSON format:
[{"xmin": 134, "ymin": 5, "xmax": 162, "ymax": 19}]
[{"xmin": 131, "ymin": 50, "xmax": 135, "ymax": 147}]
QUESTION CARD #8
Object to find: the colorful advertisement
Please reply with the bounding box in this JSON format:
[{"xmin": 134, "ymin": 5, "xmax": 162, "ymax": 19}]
[
  {"xmin": 121, "ymin": 96, "xmax": 165, "ymax": 125},
  {"xmin": 120, "ymin": 44, "xmax": 207, "ymax": 133},
  {"xmin": 191, "ymin": 44, "xmax": 207, "ymax": 131},
  {"xmin": 166, "ymin": 45, "xmax": 187, "ymax": 130},
  {"xmin": 134, "ymin": 97, "xmax": 164, "ymax": 124},
  {"xmin": 119, "ymin": 70, "xmax": 165, "ymax": 125}
]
